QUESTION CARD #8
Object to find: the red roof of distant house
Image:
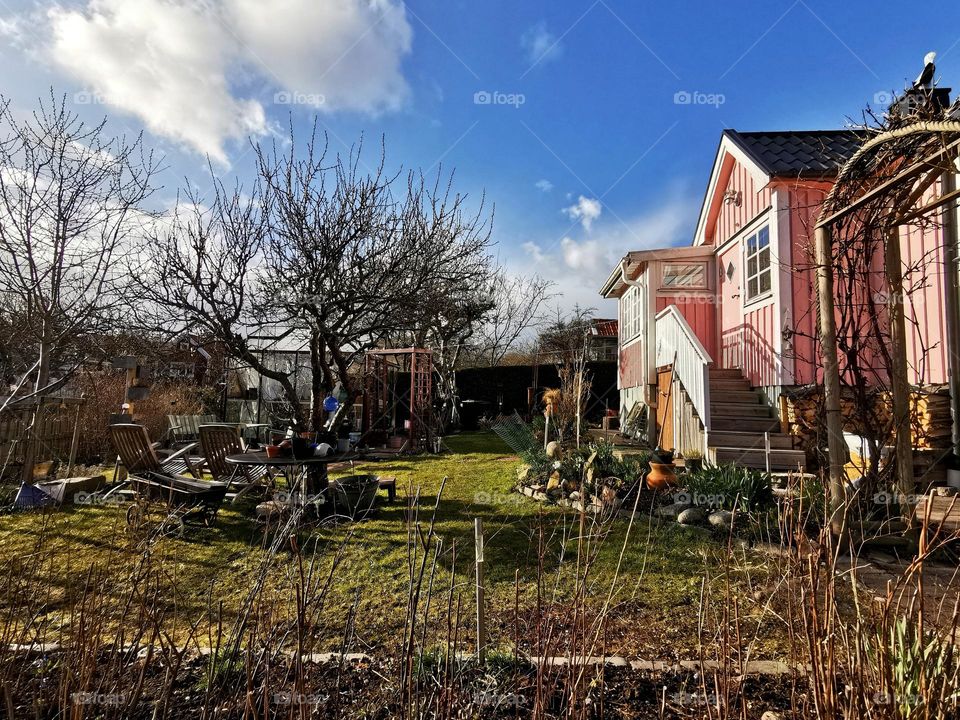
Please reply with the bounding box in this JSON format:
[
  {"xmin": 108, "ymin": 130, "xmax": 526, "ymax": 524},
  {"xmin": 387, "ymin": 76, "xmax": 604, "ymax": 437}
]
[{"xmin": 591, "ymin": 319, "xmax": 618, "ymax": 337}]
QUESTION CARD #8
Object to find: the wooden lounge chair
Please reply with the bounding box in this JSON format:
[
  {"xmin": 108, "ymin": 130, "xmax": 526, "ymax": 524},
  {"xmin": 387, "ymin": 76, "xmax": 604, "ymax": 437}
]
[
  {"xmin": 198, "ymin": 424, "xmax": 270, "ymax": 490},
  {"xmin": 110, "ymin": 423, "xmax": 202, "ymax": 478},
  {"xmin": 167, "ymin": 414, "xmax": 217, "ymax": 444},
  {"xmin": 109, "ymin": 424, "xmax": 227, "ymax": 531}
]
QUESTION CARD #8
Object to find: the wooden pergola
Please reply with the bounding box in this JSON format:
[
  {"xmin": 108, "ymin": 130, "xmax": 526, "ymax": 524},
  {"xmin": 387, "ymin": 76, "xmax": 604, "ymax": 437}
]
[
  {"xmin": 815, "ymin": 112, "xmax": 960, "ymax": 535},
  {"xmin": 362, "ymin": 348, "xmax": 434, "ymax": 451}
]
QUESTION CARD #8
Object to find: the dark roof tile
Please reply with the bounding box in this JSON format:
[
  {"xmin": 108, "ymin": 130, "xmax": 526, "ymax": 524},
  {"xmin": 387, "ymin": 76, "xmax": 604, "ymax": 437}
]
[{"xmin": 725, "ymin": 129, "xmax": 865, "ymax": 177}]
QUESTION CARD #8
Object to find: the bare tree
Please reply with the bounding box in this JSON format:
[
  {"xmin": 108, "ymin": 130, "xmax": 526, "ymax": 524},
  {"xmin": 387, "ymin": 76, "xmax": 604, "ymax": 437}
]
[
  {"xmin": 143, "ymin": 128, "xmax": 494, "ymax": 432},
  {"xmin": 0, "ymin": 94, "xmax": 157, "ymax": 481},
  {"xmin": 254, "ymin": 130, "xmax": 494, "ymax": 429},
  {"xmin": 0, "ymin": 93, "xmax": 158, "ymax": 405},
  {"xmin": 137, "ymin": 173, "xmax": 308, "ymax": 425},
  {"xmin": 390, "ymin": 272, "xmax": 495, "ymax": 431},
  {"xmin": 536, "ymin": 305, "xmax": 595, "ymax": 367},
  {"xmin": 473, "ymin": 273, "xmax": 553, "ymax": 367}
]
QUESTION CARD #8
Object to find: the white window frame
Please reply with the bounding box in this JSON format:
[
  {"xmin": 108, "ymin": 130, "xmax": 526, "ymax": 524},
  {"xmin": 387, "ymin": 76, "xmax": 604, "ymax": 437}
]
[
  {"xmin": 620, "ymin": 284, "xmax": 642, "ymax": 343},
  {"xmin": 660, "ymin": 261, "xmax": 709, "ymax": 290},
  {"xmin": 744, "ymin": 225, "xmax": 772, "ymax": 303}
]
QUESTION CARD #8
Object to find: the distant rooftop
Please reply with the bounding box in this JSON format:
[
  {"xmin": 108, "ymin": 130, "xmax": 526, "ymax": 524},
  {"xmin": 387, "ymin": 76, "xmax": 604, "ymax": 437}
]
[
  {"xmin": 725, "ymin": 129, "xmax": 866, "ymax": 178},
  {"xmin": 591, "ymin": 319, "xmax": 618, "ymax": 337}
]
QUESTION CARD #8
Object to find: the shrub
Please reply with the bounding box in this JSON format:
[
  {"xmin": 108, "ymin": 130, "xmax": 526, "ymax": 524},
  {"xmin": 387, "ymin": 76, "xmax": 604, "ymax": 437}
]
[
  {"xmin": 684, "ymin": 464, "xmax": 773, "ymax": 512},
  {"xmin": 519, "ymin": 446, "xmax": 552, "ymax": 479},
  {"xmin": 587, "ymin": 438, "xmax": 619, "ymax": 478},
  {"xmin": 72, "ymin": 372, "xmax": 212, "ymax": 464}
]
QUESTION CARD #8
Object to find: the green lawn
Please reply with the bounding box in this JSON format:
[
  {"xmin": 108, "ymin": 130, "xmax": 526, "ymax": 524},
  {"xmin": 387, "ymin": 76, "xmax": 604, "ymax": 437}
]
[{"xmin": 0, "ymin": 433, "xmax": 790, "ymax": 659}]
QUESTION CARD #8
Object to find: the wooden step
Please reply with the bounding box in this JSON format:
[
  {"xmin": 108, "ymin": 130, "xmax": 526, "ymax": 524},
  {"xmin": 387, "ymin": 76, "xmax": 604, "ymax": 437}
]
[
  {"xmin": 709, "ymin": 368, "xmax": 747, "ymax": 379},
  {"xmin": 711, "ymin": 416, "xmax": 781, "ymax": 433},
  {"xmin": 711, "ymin": 447, "xmax": 806, "ymax": 471},
  {"xmin": 708, "ymin": 390, "xmax": 761, "ymax": 404},
  {"xmin": 711, "ymin": 403, "xmax": 773, "ymax": 418},
  {"xmin": 707, "ymin": 431, "xmax": 794, "ymax": 449},
  {"xmin": 710, "ymin": 379, "xmax": 752, "ymax": 391}
]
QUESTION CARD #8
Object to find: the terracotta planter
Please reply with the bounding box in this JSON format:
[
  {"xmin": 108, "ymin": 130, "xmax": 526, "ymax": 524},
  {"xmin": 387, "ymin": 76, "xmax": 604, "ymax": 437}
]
[{"xmin": 646, "ymin": 462, "xmax": 678, "ymax": 490}]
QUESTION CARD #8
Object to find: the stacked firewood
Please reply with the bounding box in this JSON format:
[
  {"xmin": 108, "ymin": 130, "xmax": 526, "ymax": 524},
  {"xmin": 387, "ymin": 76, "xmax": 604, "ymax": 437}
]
[
  {"xmin": 910, "ymin": 387, "xmax": 952, "ymax": 450},
  {"xmin": 781, "ymin": 385, "xmax": 951, "ymax": 450}
]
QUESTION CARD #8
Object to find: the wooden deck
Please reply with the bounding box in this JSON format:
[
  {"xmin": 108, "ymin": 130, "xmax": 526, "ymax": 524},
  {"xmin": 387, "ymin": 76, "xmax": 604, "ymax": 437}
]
[{"xmin": 916, "ymin": 494, "xmax": 960, "ymax": 533}]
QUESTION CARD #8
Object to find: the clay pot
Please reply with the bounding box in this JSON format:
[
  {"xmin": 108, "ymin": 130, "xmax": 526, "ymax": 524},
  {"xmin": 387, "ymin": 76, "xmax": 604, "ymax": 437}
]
[{"xmin": 646, "ymin": 462, "xmax": 678, "ymax": 490}]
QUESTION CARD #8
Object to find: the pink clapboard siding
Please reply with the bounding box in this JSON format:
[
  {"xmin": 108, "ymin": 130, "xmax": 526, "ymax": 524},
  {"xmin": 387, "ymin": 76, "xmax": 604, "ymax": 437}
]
[
  {"xmin": 708, "ymin": 156, "xmax": 772, "ymax": 247},
  {"xmin": 717, "ymin": 241, "xmax": 741, "ymax": 371},
  {"xmin": 740, "ymin": 303, "xmax": 778, "ymax": 387},
  {"xmin": 619, "ymin": 340, "xmax": 644, "ymax": 389},
  {"xmin": 787, "ymin": 185, "xmax": 827, "ymax": 386},
  {"xmin": 711, "ymin": 154, "xmax": 777, "ymax": 387},
  {"xmin": 787, "ymin": 184, "xmax": 949, "ymax": 387},
  {"xmin": 900, "ymin": 183, "xmax": 949, "ymax": 385},
  {"xmin": 655, "ymin": 294, "xmax": 717, "ymax": 361}
]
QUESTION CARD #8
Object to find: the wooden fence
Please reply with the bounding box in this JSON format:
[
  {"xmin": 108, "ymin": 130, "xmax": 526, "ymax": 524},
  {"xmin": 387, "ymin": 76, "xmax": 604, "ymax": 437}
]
[{"xmin": 0, "ymin": 397, "xmax": 84, "ymax": 479}]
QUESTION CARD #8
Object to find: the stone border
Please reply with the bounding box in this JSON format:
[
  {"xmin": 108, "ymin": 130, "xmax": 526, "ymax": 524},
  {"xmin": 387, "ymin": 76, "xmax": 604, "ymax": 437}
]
[{"xmin": 5, "ymin": 643, "xmax": 801, "ymax": 676}]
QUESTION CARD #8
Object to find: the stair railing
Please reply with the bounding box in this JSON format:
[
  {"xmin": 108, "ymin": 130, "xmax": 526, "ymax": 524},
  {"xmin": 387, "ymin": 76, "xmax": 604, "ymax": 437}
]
[{"xmin": 655, "ymin": 305, "xmax": 713, "ymax": 456}]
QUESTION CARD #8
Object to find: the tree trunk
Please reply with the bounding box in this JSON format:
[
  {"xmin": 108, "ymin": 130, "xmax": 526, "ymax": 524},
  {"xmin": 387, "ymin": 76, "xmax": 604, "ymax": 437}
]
[
  {"xmin": 885, "ymin": 226, "xmax": 914, "ymax": 512},
  {"xmin": 21, "ymin": 319, "xmax": 53, "ymax": 483},
  {"xmin": 308, "ymin": 329, "xmax": 331, "ymax": 432},
  {"xmin": 814, "ymin": 224, "xmax": 850, "ymax": 540}
]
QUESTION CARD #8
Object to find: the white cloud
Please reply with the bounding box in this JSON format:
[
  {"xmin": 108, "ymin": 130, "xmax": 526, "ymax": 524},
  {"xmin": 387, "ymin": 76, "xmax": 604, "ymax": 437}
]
[
  {"xmin": 560, "ymin": 236, "xmax": 604, "ymax": 274},
  {"xmin": 521, "ymin": 22, "xmax": 562, "ymax": 66},
  {"xmin": 535, "ymin": 179, "xmax": 554, "ymax": 193},
  {"xmin": 563, "ymin": 195, "xmax": 602, "ymax": 231},
  {"xmin": 229, "ymin": 0, "xmax": 411, "ymax": 114},
  {"xmin": 522, "ymin": 241, "xmax": 547, "ymax": 264},
  {"xmin": 518, "ymin": 195, "xmax": 697, "ymax": 312},
  {"xmin": 0, "ymin": 16, "xmax": 24, "ymax": 42},
  {"xmin": 40, "ymin": 0, "xmax": 412, "ymax": 162}
]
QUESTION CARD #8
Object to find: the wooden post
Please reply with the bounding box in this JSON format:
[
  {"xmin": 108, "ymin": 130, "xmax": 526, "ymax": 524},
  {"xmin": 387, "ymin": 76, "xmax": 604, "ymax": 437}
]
[
  {"xmin": 941, "ymin": 168, "xmax": 960, "ymax": 458},
  {"xmin": 124, "ymin": 366, "xmax": 137, "ymax": 419},
  {"xmin": 885, "ymin": 226, "xmax": 915, "ymax": 506},
  {"xmin": 814, "ymin": 224, "xmax": 849, "ymax": 537},
  {"xmin": 474, "ymin": 518, "xmax": 486, "ymax": 664},
  {"xmin": 65, "ymin": 401, "xmax": 82, "ymax": 478},
  {"xmin": 575, "ymin": 365, "xmax": 583, "ymax": 449}
]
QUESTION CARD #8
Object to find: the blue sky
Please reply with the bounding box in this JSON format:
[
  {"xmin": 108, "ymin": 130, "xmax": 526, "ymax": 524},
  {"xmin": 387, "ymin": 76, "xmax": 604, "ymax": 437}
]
[{"xmin": 2, "ymin": 0, "xmax": 960, "ymax": 315}]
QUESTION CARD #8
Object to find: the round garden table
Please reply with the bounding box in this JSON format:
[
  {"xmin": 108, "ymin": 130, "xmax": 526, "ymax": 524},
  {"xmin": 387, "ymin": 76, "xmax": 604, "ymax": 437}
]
[{"xmin": 225, "ymin": 450, "xmax": 358, "ymax": 498}]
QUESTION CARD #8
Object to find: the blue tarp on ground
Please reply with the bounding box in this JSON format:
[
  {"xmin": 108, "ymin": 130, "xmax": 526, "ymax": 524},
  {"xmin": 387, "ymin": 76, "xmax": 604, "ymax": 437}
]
[{"xmin": 13, "ymin": 482, "xmax": 55, "ymax": 509}]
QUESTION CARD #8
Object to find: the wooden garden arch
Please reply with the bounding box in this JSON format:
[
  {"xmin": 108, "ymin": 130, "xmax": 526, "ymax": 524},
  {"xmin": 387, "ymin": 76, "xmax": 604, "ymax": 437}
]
[{"xmin": 815, "ymin": 118, "xmax": 960, "ymax": 536}]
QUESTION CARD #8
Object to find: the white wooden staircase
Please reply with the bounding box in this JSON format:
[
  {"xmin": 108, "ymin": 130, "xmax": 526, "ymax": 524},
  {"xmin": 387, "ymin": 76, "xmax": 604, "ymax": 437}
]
[{"xmin": 707, "ymin": 368, "xmax": 806, "ymax": 471}]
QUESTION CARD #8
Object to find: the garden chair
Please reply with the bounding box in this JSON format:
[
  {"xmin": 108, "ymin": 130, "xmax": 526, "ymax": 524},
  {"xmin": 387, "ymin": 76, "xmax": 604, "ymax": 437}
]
[
  {"xmin": 110, "ymin": 423, "xmax": 202, "ymax": 478},
  {"xmin": 109, "ymin": 424, "xmax": 227, "ymax": 534},
  {"xmin": 198, "ymin": 423, "xmax": 270, "ymax": 491},
  {"xmin": 167, "ymin": 414, "xmax": 217, "ymax": 444}
]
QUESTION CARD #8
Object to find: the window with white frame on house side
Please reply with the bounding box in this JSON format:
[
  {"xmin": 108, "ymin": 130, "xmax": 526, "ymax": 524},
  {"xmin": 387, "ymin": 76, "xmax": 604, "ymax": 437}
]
[
  {"xmin": 620, "ymin": 285, "xmax": 642, "ymax": 343},
  {"xmin": 745, "ymin": 226, "xmax": 771, "ymax": 300},
  {"xmin": 661, "ymin": 261, "xmax": 707, "ymax": 289}
]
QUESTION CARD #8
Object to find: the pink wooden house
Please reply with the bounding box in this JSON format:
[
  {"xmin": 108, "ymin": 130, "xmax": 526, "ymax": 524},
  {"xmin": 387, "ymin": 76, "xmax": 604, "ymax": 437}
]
[{"xmin": 600, "ymin": 129, "xmax": 956, "ymax": 469}]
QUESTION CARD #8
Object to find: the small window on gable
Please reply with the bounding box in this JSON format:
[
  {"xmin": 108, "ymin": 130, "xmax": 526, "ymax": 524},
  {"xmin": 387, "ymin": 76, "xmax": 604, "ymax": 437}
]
[
  {"xmin": 745, "ymin": 226, "xmax": 771, "ymax": 300},
  {"xmin": 661, "ymin": 262, "xmax": 707, "ymax": 289}
]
